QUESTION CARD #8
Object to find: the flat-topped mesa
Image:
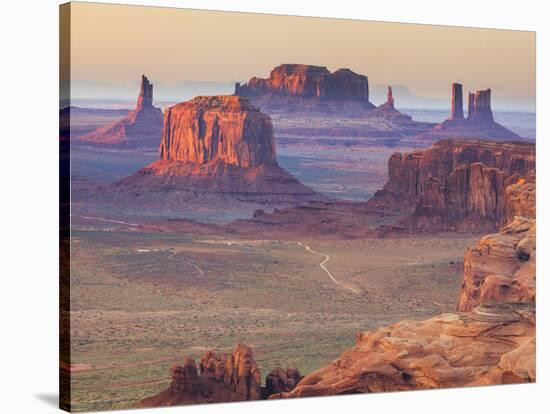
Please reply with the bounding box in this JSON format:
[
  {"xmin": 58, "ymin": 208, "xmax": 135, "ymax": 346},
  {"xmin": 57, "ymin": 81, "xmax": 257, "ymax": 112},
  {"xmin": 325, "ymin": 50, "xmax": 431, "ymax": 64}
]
[
  {"xmin": 159, "ymin": 95, "xmax": 277, "ymax": 168},
  {"xmin": 468, "ymin": 88, "xmax": 494, "ymax": 121},
  {"xmin": 235, "ymin": 64, "xmax": 371, "ymax": 102},
  {"xmin": 136, "ymin": 74, "xmax": 154, "ymax": 109},
  {"xmin": 451, "ymin": 83, "xmax": 464, "ymax": 120}
]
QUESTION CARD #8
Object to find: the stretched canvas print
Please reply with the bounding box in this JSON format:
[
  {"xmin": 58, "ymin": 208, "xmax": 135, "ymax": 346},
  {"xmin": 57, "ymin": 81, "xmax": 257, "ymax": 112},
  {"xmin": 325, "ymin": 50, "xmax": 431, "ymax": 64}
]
[{"xmin": 59, "ymin": 2, "xmax": 536, "ymax": 412}]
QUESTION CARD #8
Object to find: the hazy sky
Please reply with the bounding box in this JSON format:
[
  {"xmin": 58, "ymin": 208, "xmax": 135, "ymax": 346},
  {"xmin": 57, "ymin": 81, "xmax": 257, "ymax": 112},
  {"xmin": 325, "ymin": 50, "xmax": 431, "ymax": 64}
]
[{"xmin": 68, "ymin": 2, "xmax": 535, "ymax": 99}]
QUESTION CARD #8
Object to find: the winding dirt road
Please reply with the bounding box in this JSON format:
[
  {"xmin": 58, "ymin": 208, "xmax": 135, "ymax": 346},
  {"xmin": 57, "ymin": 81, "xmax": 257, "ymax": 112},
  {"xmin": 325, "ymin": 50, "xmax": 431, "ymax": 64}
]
[
  {"xmin": 184, "ymin": 261, "xmax": 205, "ymax": 277},
  {"xmin": 297, "ymin": 242, "xmax": 361, "ymax": 295}
]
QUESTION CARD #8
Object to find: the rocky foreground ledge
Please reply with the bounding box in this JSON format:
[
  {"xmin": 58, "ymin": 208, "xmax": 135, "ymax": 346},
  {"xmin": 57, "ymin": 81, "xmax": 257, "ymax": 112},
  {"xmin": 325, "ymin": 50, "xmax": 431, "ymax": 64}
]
[{"xmin": 272, "ymin": 302, "xmax": 534, "ymax": 399}]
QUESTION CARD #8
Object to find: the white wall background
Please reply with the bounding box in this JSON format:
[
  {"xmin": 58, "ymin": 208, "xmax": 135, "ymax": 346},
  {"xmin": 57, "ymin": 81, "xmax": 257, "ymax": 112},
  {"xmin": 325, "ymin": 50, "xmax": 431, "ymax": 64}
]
[{"xmin": 0, "ymin": 0, "xmax": 547, "ymax": 413}]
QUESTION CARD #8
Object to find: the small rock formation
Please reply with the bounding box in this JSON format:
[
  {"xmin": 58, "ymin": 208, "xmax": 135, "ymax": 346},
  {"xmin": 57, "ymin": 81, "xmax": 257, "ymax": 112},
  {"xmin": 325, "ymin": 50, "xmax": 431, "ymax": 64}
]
[
  {"xmin": 139, "ymin": 344, "xmax": 299, "ymax": 408},
  {"xmin": 171, "ymin": 357, "xmax": 199, "ymax": 393},
  {"xmin": 75, "ymin": 75, "xmax": 163, "ymax": 148},
  {"xmin": 222, "ymin": 344, "xmax": 262, "ymax": 400},
  {"xmin": 409, "ymin": 83, "xmax": 524, "ymax": 143},
  {"xmin": 117, "ymin": 95, "xmax": 322, "ymax": 205},
  {"xmin": 368, "ymin": 139, "xmax": 535, "ymax": 232},
  {"xmin": 451, "ymin": 83, "xmax": 464, "ymax": 120},
  {"xmin": 272, "ymin": 302, "xmax": 535, "ymax": 398}
]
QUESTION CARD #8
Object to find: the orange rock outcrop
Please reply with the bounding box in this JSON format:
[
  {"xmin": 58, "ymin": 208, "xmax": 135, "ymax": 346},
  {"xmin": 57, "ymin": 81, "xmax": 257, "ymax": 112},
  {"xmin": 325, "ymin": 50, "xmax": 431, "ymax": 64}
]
[{"xmin": 272, "ymin": 302, "xmax": 534, "ymax": 398}]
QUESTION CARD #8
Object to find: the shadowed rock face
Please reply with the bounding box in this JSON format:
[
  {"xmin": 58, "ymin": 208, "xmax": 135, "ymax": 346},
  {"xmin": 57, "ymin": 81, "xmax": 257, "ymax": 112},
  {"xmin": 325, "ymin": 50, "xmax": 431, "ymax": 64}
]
[
  {"xmin": 265, "ymin": 368, "xmax": 303, "ymax": 397},
  {"xmin": 451, "ymin": 83, "xmax": 464, "ymax": 120},
  {"xmin": 159, "ymin": 96, "xmax": 277, "ymax": 168},
  {"xmin": 75, "ymin": 75, "xmax": 163, "ymax": 148},
  {"xmin": 368, "ymin": 139, "xmax": 535, "ymax": 232}
]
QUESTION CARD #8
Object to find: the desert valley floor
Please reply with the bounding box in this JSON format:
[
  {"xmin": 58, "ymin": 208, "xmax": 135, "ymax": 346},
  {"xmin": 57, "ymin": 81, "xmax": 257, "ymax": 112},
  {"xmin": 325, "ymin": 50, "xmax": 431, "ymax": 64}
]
[{"xmin": 67, "ymin": 228, "xmax": 475, "ymax": 411}]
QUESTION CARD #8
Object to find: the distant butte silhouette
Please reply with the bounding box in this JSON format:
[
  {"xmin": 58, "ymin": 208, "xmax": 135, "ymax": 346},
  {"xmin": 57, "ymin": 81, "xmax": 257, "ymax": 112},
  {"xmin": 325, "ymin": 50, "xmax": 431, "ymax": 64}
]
[{"xmin": 75, "ymin": 75, "xmax": 163, "ymax": 148}]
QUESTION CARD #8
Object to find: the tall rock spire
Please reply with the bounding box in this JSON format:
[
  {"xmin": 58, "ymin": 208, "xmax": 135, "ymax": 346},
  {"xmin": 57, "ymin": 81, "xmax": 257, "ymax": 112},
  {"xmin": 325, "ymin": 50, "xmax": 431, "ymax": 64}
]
[
  {"xmin": 386, "ymin": 86, "xmax": 395, "ymax": 109},
  {"xmin": 451, "ymin": 83, "xmax": 464, "ymax": 120},
  {"xmin": 468, "ymin": 88, "xmax": 493, "ymax": 121},
  {"xmin": 137, "ymin": 75, "xmax": 154, "ymax": 109}
]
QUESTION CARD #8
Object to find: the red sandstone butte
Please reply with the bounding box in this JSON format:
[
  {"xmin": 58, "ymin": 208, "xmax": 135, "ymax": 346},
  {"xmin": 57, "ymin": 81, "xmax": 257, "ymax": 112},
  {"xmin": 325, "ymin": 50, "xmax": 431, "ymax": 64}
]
[
  {"xmin": 159, "ymin": 96, "xmax": 277, "ymax": 168},
  {"xmin": 117, "ymin": 95, "xmax": 321, "ymax": 204},
  {"xmin": 236, "ymin": 64, "xmax": 372, "ymax": 102},
  {"xmin": 234, "ymin": 64, "xmax": 377, "ymax": 117},
  {"xmin": 75, "ymin": 75, "xmax": 163, "ymax": 148}
]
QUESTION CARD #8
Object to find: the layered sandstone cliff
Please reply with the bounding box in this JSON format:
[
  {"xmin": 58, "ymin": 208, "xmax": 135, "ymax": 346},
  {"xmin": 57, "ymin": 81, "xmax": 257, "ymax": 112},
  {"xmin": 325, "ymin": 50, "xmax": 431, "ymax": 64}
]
[
  {"xmin": 368, "ymin": 139, "xmax": 535, "ymax": 232},
  {"xmin": 117, "ymin": 95, "xmax": 321, "ymax": 204},
  {"xmin": 409, "ymin": 83, "xmax": 524, "ymax": 144},
  {"xmin": 75, "ymin": 75, "xmax": 163, "ymax": 148}
]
